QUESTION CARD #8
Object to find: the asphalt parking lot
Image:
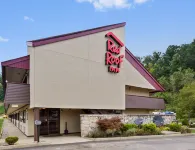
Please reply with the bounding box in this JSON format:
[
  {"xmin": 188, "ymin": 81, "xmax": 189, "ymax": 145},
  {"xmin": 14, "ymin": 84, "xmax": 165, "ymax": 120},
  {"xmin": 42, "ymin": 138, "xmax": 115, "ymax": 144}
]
[{"xmin": 18, "ymin": 135, "xmax": 195, "ymax": 150}]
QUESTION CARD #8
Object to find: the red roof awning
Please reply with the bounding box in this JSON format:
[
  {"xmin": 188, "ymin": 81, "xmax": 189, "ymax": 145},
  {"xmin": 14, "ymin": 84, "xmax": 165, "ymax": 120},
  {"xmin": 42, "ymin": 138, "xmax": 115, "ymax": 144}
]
[{"xmin": 1, "ymin": 55, "xmax": 29, "ymax": 70}]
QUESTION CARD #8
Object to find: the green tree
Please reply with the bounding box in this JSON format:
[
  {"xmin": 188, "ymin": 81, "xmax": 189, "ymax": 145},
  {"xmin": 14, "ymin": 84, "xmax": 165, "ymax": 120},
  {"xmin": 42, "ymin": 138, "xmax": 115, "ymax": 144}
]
[
  {"xmin": 141, "ymin": 39, "xmax": 195, "ymax": 119},
  {"xmin": 169, "ymin": 68, "xmax": 195, "ymax": 92},
  {"xmin": 176, "ymin": 81, "xmax": 195, "ymax": 119}
]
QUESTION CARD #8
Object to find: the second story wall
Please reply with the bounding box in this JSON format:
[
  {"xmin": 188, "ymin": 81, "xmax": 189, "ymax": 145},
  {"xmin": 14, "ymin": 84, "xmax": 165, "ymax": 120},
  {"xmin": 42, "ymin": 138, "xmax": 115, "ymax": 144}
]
[
  {"xmin": 125, "ymin": 86, "xmax": 151, "ymax": 97},
  {"xmin": 29, "ymin": 27, "xmax": 126, "ymax": 110}
]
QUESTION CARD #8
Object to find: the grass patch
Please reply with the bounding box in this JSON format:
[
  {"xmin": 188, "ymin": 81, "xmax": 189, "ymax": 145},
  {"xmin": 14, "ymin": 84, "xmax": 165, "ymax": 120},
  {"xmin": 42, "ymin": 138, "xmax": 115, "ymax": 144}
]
[
  {"xmin": 191, "ymin": 129, "xmax": 195, "ymax": 133},
  {"xmin": 0, "ymin": 105, "xmax": 5, "ymax": 115},
  {"xmin": 0, "ymin": 118, "xmax": 4, "ymax": 133}
]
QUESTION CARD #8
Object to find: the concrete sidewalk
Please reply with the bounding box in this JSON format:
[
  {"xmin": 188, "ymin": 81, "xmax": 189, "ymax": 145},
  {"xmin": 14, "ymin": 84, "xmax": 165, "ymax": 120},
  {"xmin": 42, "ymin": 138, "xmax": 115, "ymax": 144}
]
[
  {"xmin": 1, "ymin": 119, "xmax": 27, "ymax": 139},
  {"xmin": 0, "ymin": 119, "xmax": 92, "ymax": 149}
]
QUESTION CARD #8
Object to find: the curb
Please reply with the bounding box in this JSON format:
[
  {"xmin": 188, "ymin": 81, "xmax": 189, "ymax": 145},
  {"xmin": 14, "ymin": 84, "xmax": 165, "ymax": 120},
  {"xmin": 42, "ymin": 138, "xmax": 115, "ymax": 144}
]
[
  {"xmin": 0, "ymin": 134, "xmax": 195, "ymax": 149},
  {"xmin": 88, "ymin": 133, "xmax": 195, "ymax": 142}
]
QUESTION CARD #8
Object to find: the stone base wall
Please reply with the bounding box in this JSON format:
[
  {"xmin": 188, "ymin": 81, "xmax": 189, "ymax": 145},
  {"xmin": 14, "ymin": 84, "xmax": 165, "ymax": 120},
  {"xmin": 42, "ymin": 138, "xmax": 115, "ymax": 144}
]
[{"xmin": 80, "ymin": 114, "xmax": 176, "ymax": 137}]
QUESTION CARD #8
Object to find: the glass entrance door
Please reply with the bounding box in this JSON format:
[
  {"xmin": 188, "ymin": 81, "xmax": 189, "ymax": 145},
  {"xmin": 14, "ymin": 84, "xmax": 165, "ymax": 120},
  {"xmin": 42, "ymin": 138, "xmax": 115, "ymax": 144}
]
[
  {"xmin": 40, "ymin": 108, "xmax": 60, "ymax": 135},
  {"xmin": 48, "ymin": 109, "xmax": 60, "ymax": 134},
  {"xmin": 40, "ymin": 109, "xmax": 49, "ymax": 135}
]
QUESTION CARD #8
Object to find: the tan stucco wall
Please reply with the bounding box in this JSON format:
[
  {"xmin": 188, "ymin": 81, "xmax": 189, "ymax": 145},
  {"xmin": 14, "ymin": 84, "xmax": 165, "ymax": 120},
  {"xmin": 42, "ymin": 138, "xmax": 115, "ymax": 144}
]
[
  {"xmin": 60, "ymin": 109, "xmax": 81, "ymax": 134},
  {"xmin": 124, "ymin": 59, "xmax": 155, "ymax": 90},
  {"xmin": 27, "ymin": 109, "xmax": 34, "ymax": 136},
  {"xmin": 125, "ymin": 86, "xmax": 151, "ymax": 97},
  {"xmin": 29, "ymin": 27, "xmax": 126, "ymax": 109},
  {"xmin": 28, "ymin": 47, "xmax": 35, "ymax": 107},
  {"xmin": 123, "ymin": 109, "xmax": 152, "ymax": 115}
]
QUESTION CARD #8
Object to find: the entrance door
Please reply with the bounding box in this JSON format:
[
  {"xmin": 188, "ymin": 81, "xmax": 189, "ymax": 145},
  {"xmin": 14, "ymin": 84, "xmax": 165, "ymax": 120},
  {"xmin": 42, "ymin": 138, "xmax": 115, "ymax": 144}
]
[
  {"xmin": 40, "ymin": 109, "xmax": 49, "ymax": 135},
  {"xmin": 40, "ymin": 108, "xmax": 60, "ymax": 135},
  {"xmin": 48, "ymin": 109, "xmax": 60, "ymax": 134}
]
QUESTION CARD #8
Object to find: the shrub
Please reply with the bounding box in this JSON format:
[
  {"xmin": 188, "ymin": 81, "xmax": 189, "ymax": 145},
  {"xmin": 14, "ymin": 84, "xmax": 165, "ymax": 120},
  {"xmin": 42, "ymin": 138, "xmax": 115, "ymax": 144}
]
[
  {"xmin": 106, "ymin": 129, "xmax": 116, "ymax": 137},
  {"xmin": 87, "ymin": 130, "xmax": 106, "ymax": 138},
  {"xmin": 159, "ymin": 126, "xmax": 170, "ymax": 131},
  {"xmin": 115, "ymin": 130, "xmax": 122, "ymax": 136},
  {"xmin": 5, "ymin": 137, "xmax": 19, "ymax": 145},
  {"xmin": 189, "ymin": 124, "xmax": 195, "ymax": 128},
  {"xmin": 163, "ymin": 127, "xmax": 170, "ymax": 131},
  {"xmin": 123, "ymin": 128, "xmax": 136, "ymax": 136},
  {"xmin": 187, "ymin": 128, "xmax": 192, "ymax": 133},
  {"xmin": 180, "ymin": 126, "xmax": 192, "ymax": 134},
  {"xmin": 142, "ymin": 123, "xmax": 157, "ymax": 134},
  {"xmin": 96, "ymin": 117, "xmax": 122, "ymax": 132},
  {"xmin": 135, "ymin": 129, "xmax": 145, "ymax": 135},
  {"xmin": 180, "ymin": 126, "xmax": 187, "ymax": 134},
  {"xmin": 182, "ymin": 119, "xmax": 189, "ymax": 126},
  {"xmin": 124, "ymin": 124, "xmax": 138, "ymax": 129},
  {"xmin": 121, "ymin": 123, "xmax": 138, "ymax": 132},
  {"xmin": 154, "ymin": 128, "xmax": 162, "ymax": 135},
  {"xmin": 169, "ymin": 123, "xmax": 182, "ymax": 132}
]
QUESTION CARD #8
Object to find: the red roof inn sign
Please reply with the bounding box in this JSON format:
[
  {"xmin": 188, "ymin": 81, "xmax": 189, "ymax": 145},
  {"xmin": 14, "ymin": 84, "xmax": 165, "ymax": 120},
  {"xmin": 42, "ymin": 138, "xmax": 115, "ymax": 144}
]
[{"xmin": 105, "ymin": 32, "xmax": 124, "ymax": 73}]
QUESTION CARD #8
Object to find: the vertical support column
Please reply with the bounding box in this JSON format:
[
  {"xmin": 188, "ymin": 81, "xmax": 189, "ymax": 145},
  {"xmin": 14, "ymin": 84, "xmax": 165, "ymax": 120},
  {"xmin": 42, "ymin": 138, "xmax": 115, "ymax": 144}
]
[{"xmin": 34, "ymin": 108, "xmax": 40, "ymax": 142}]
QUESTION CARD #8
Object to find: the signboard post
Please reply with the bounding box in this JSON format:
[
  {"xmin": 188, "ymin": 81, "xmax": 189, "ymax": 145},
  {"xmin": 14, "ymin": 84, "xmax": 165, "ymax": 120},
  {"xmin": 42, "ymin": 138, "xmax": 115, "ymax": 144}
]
[{"xmin": 34, "ymin": 120, "xmax": 41, "ymax": 142}]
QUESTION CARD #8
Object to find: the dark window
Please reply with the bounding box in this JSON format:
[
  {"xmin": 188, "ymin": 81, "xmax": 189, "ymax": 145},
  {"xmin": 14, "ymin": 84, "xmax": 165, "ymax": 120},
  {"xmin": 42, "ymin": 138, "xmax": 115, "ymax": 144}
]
[
  {"xmin": 26, "ymin": 111, "xmax": 28, "ymax": 120},
  {"xmin": 23, "ymin": 110, "xmax": 26, "ymax": 123},
  {"xmin": 20, "ymin": 111, "xmax": 23, "ymax": 122},
  {"xmin": 23, "ymin": 75, "xmax": 28, "ymax": 83}
]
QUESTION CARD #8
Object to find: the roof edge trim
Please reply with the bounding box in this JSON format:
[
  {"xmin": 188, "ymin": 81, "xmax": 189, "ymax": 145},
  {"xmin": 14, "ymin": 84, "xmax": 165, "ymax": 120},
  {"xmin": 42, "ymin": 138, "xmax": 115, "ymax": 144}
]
[
  {"xmin": 27, "ymin": 22, "xmax": 126, "ymax": 47},
  {"xmin": 125, "ymin": 47, "xmax": 165, "ymax": 92}
]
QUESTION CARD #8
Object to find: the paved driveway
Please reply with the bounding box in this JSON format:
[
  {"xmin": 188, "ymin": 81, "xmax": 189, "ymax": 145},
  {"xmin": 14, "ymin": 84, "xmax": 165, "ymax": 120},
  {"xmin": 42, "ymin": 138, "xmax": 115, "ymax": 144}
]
[{"xmin": 17, "ymin": 136, "xmax": 195, "ymax": 150}]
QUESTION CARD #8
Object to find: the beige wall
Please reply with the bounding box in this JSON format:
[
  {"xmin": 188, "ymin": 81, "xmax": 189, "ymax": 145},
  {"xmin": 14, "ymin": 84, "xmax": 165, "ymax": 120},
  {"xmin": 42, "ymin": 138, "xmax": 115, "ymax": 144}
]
[
  {"xmin": 29, "ymin": 27, "xmax": 126, "ymax": 110},
  {"xmin": 28, "ymin": 26, "xmax": 157, "ymax": 110},
  {"xmin": 125, "ymin": 86, "xmax": 151, "ymax": 97},
  {"xmin": 123, "ymin": 108, "xmax": 152, "ymax": 115},
  {"xmin": 27, "ymin": 109, "xmax": 34, "ymax": 136},
  {"xmin": 124, "ymin": 59, "xmax": 155, "ymax": 90},
  {"xmin": 60, "ymin": 109, "xmax": 81, "ymax": 134}
]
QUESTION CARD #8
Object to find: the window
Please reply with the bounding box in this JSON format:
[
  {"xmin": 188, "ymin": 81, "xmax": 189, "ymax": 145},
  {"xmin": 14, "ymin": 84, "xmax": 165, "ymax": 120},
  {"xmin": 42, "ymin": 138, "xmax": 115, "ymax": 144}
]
[
  {"xmin": 26, "ymin": 111, "xmax": 28, "ymax": 120},
  {"xmin": 20, "ymin": 111, "xmax": 23, "ymax": 122},
  {"xmin": 23, "ymin": 74, "xmax": 28, "ymax": 83},
  {"xmin": 23, "ymin": 110, "xmax": 26, "ymax": 123}
]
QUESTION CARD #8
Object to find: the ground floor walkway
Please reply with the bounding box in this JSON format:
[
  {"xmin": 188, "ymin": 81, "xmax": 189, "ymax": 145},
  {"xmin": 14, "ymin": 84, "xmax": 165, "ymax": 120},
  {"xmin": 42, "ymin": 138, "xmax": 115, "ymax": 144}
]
[
  {"xmin": 0, "ymin": 119, "xmax": 91, "ymax": 149},
  {"xmin": 1, "ymin": 119, "xmax": 27, "ymax": 139}
]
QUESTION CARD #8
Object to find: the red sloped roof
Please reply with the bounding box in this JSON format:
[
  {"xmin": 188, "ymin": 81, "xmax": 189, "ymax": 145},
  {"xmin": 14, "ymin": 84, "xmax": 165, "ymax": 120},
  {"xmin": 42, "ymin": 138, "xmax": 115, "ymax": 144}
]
[
  {"xmin": 125, "ymin": 48, "xmax": 165, "ymax": 92},
  {"xmin": 27, "ymin": 22, "xmax": 126, "ymax": 47},
  {"xmin": 1, "ymin": 55, "xmax": 29, "ymax": 70}
]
